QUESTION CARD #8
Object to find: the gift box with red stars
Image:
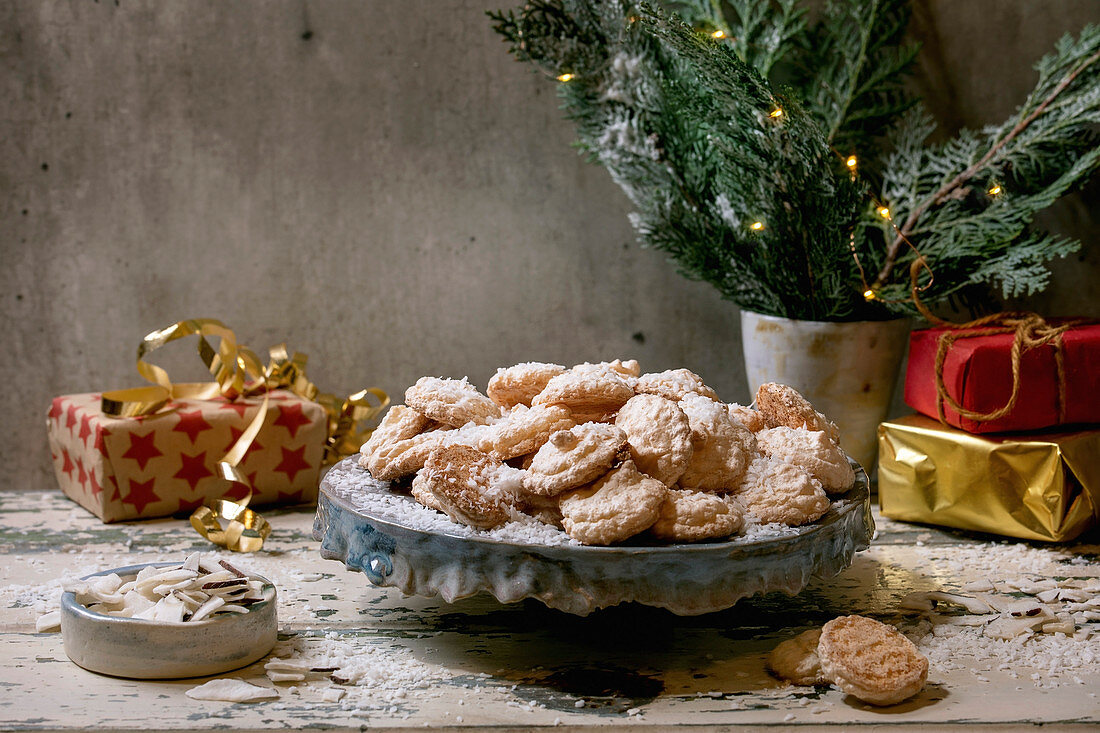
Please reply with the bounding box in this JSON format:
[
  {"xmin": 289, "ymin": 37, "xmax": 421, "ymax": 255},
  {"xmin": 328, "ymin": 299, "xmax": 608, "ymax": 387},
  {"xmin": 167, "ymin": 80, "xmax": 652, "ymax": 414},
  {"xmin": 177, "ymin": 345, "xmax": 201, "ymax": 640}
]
[{"xmin": 46, "ymin": 390, "xmax": 326, "ymax": 522}]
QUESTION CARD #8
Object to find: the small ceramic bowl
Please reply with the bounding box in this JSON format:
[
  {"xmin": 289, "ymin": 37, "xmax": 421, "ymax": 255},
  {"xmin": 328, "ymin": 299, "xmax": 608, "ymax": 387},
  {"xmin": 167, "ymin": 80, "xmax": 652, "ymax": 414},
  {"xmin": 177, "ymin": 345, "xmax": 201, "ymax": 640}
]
[{"xmin": 60, "ymin": 562, "xmax": 277, "ymax": 679}]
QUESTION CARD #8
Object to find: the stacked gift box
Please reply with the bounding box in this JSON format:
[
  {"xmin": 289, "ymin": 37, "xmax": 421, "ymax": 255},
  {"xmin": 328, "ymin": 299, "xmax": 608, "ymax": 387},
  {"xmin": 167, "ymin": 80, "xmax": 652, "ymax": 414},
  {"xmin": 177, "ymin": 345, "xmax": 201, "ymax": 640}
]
[{"xmin": 878, "ymin": 320, "xmax": 1100, "ymax": 542}]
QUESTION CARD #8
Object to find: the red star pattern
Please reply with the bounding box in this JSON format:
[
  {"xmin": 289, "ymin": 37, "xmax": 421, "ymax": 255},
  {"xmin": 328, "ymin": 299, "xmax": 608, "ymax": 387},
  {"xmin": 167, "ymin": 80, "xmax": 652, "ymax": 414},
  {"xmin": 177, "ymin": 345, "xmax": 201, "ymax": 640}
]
[
  {"xmin": 223, "ymin": 426, "xmax": 263, "ymax": 457},
  {"xmin": 121, "ymin": 477, "xmax": 160, "ymax": 514},
  {"xmin": 48, "ymin": 398, "xmax": 65, "ymax": 421},
  {"xmin": 218, "ymin": 399, "xmax": 253, "ymax": 419},
  {"xmin": 122, "ymin": 430, "xmax": 163, "ymax": 471},
  {"xmin": 278, "ymin": 487, "xmax": 306, "ymax": 504},
  {"xmin": 88, "ymin": 470, "xmax": 104, "ymax": 499},
  {"xmin": 76, "ymin": 457, "xmax": 88, "ymax": 491},
  {"xmin": 174, "ymin": 451, "xmax": 212, "ymax": 492},
  {"xmin": 78, "ymin": 414, "xmax": 94, "ymax": 447},
  {"xmin": 94, "ymin": 425, "xmax": 107, "ymax": 454},
  {"xmin": 223, "ymin": 478, "xmax": 253, "ymax": 503},
  {"xmin": 107, "ymin": 475, "xmax": 120, "ymax": 502},
  {"xmin": 172, "ymin": 409, "xmax": 213, "ymax": 445},
  {"xmin": 176, "ymin": 496, "xmax": 207, "ymax": 514},
  {"xmin": 274, "ymin": 445, "xmax": 312, "ymax": 484},
  {"xmin": 60, "ymin": 449, "xmax": 75, "ymax": 480},
  {"xmin": 65, "ymin": 402, "xmax": 79, "ymax": 431},
  {"xmin": 273, "ymin": 402, "xmax": 312, "ymax": 439}
]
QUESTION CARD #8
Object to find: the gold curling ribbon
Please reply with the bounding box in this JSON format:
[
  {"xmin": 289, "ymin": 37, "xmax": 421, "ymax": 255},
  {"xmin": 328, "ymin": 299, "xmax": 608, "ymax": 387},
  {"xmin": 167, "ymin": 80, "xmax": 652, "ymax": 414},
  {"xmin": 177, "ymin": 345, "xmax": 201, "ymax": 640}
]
[
  {"xmin": 909, "ymin": 259, "xmax": 1093, "ymax": 425},
  {"xmin": 261, "ymin": 344, "xmax": 390, "ymax": 464},
  {"xmin": 102, "ymin": 319, "xmax": 389, "ymax": 552}
]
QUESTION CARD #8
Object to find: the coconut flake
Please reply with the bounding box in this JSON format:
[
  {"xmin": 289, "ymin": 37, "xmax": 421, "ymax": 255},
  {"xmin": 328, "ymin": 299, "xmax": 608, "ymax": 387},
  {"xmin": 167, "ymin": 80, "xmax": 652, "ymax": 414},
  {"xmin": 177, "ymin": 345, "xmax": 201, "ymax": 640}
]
[
  {"xmin": 35, "ymin": 610, "xmax": 61, "ymax": 633},
  {"xmin": 72, "ymin": 555, "xmax": 270, "ymax": 623},
  {"xmin": 185, "ymin": 678, "xmax": 279, "ymax": 702},
  {"xmin": 321, "ymin": 688, "xmax": 346, "ymax": 703}
]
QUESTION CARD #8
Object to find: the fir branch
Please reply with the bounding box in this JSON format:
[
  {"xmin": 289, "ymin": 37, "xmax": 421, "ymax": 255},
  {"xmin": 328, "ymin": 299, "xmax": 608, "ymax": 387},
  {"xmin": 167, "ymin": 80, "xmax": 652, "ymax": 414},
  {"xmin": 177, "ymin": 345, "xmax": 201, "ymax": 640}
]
[
  {"xmin": 968, "ymin": 232, "xmax": 1078, "ymax": 299},
  {"xmin": 791, "ymin": 0, "xmax": 918, "ymax": 157},
  {"xmin": 651, "ymin": 1, "xmax": 808, "ymax": 79},
  {"xmin": 490, "ymin": 1, "xmax": 866, "ymax": 319},
  {"xmin": 722, "ymin": 0, "xmax": 806, "ymax": 78},
  {"xmin": 490, "ymin": 3, "xmax": 1099, "ymax": 320},
  {"xmin": 873, "ymin": 25, "xmax": 1100, "ymax": 290}
]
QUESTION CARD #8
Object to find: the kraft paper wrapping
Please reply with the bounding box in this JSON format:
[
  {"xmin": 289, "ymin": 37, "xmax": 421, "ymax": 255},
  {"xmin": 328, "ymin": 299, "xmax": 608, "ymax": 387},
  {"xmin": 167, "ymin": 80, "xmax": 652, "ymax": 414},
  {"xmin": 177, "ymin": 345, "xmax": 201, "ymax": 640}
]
[
  {"xmin": 878, "ymin": 415, "xmax": 1100, "ymax": 542},
  {"xmin": 47, "ymin": 391, "xmax": 326, "ymax": 523}
]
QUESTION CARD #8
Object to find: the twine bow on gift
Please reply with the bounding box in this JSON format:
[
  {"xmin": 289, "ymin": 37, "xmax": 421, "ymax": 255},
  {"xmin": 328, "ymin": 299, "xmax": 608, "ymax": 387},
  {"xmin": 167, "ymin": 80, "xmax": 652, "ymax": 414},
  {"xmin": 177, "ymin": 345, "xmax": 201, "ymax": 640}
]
[
  {"xmin": 100, "ymin": 319, "xmax": 388, "ymax": 552},
  {"xmin": 909, "ymin": 259, "xmax": 1089, "ymax": 426}
]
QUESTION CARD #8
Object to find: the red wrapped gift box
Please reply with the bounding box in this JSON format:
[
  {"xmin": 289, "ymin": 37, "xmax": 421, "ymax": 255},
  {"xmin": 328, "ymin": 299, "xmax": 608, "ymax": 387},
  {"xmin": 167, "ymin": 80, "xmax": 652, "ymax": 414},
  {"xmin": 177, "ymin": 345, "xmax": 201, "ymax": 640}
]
[
  {"xmin": 905, "ymin": 321, "xmax": 1100, "ymax": 434},
  {"xmin": 47, "ymin": 390, "xmax": 326, "ymax": 522}
]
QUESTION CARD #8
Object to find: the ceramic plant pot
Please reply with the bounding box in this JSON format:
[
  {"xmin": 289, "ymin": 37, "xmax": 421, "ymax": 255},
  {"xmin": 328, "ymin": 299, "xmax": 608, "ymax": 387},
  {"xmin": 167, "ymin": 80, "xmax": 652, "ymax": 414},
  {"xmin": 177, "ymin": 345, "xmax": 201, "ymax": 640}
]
[{"xmin": 740, "ymin": 310, "xmax": 911, "ymax": 471}]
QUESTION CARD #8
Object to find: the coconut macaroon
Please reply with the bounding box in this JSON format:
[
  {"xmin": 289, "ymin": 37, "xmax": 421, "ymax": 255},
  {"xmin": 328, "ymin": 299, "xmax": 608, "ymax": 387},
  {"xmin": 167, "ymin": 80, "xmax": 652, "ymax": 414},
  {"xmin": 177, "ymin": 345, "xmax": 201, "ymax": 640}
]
[
  {"xmin": 360, "ymin": 404, "xmax": 433, "ymax": 458},
  {"xmin": 532, "ymin": 367, "xmax": 635, "ymax": 422},
  {"xmin": 650, "ymin": 488, "xmax": 744, "ymax": 542},
  {"xmin": 817, "ymin": 615, "xmax": 929, "ymax": 706},
  {"xmin": 677, "ymin": 393, "xmax": 756, "ymax": 491},
  {"xmin": 483, "ymin": 403, "xmax": 576, "ymax": 460},
  {"xmin": 412, "ymin": 445, "xmax": 524, "ymax": 530},
  {"xmin": 362, "ymin": 429, "xmax": 453, "ymax": 482},
  {"xmin": 614, "ymin": 394, "xmax": 694, "ymax": 487},
  {"xmin": 635, "ymin": 368, "xmax": 720, "ymax": 402},
  {"xmin": 406, "ymin": 376, "xmax": 502, "ymax": 427},
  {"xmin": 522, "ymin": 422, "xmax": 627, "ymax": 497},
  {"xmin": 570, "ymin": 359, "xmax": 642, "ymax": 383},
  {"xmin": 767, "ymin": 628, "xmax": 827, "ymax": 686},
  {"xmin": 486, "ymin": 362, "xmax": 567, "ymax": 409},
  {"xmin": 559, "ymin": 460, "xmax": 668, "ymax": 545},
  {"xmin": 756, "ymin": 426, "xmax": 855, "ymax": 493},
  {"xmin": 733, "ymin": 455, "xmax": 830, "ymax": 526},
  {"xmin": 755, "ymin": 382, "xmax": 841, "ymax": 442},
  {"xmin": 727, "ymin": 403, "xmax": 769, "ymax": 432}
]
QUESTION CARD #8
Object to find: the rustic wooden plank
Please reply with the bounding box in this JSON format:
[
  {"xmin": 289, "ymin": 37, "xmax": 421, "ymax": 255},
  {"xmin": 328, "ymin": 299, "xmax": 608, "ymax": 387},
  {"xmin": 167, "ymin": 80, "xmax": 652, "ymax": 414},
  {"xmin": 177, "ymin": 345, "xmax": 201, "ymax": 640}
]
[{"xmin": 0, "ymin": 490, "xmax": 1096, "ymax": 730}]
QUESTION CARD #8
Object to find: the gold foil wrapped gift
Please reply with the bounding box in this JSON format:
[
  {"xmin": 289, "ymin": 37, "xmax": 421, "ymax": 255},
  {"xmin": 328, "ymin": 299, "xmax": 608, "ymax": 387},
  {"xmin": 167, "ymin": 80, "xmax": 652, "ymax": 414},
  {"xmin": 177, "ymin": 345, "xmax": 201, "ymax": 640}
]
[{"xmin": 878, "ymin": 415, "xmax": 1100, "ymax": 542}]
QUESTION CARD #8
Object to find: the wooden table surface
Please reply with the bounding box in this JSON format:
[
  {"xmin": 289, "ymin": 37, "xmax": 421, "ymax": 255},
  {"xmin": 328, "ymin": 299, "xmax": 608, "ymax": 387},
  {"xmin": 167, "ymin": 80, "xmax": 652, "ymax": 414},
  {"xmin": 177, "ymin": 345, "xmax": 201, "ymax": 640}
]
[{"xmin": 1, "ymin": 489, "xmax": 1097, "ymax": 731}]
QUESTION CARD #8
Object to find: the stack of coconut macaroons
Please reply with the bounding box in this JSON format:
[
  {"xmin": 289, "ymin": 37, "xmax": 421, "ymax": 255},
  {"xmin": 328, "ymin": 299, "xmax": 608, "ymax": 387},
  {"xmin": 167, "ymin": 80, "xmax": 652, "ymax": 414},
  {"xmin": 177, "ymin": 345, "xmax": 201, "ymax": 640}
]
[{"xmin": 358, "ymin": 360, "xmax": 854, "ymax": 546}]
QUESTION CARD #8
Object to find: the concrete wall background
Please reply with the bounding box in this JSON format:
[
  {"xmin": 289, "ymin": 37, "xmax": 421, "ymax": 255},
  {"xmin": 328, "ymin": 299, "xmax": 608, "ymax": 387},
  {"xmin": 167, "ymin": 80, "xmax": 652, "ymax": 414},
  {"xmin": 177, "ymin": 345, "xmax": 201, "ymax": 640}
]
[{"xmin": 2, "ymin": 0, "xmax": 1098, "ymax": 491}]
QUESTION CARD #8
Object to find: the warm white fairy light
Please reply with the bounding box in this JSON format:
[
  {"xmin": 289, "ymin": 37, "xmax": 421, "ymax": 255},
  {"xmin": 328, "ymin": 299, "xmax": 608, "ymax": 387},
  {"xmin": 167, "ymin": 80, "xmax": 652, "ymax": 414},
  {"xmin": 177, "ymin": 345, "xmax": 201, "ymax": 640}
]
[
  {"xmin": 769, "ymin": 107, "xmax": 784, "ymax": 119},
  {"xmin": 557, "ymin": 72, "xmax": 574, "ymax": 82},
  {"xmin": 878, "ymin": 206, "xmax": 891, "ymax": 220},
  {"xmin": 750, "ymin": 221, "xmax": 765, "ymax": 231},
  {"xmin": 712, "ymin": 29, "xmax": 726, "ymax": 39},
  {"xmin": 988, "ymin": 183, "xmax": 1002, "ymax": 196}
]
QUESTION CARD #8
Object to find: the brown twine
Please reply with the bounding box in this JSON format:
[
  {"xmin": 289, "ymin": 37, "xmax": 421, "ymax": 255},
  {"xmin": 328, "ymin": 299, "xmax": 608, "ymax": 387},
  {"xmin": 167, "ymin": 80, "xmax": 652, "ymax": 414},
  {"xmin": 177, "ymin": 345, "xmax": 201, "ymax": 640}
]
[{"xmin": 908, "ymin": 258, "xmax": 1088, "ymax": 425}]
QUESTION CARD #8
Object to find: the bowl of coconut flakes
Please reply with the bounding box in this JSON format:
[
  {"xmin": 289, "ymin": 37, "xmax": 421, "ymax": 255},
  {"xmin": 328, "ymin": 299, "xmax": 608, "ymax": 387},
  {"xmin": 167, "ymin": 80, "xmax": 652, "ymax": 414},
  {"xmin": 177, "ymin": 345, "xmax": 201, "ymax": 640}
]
[{"xmin": 60, "ymin": 554, "xmax": 277, "ymax": 679}]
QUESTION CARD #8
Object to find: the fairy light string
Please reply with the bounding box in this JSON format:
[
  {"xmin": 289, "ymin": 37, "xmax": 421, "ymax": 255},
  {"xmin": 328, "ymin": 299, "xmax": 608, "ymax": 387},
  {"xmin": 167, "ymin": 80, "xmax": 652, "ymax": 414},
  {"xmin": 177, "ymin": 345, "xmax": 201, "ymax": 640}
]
[
  {"xmin": 552, "ymin": 20, "xmax": 1017, "ymax": 312},
  {"xmin": 825, "ymin": 145, "xmax": 945, "ymax": 305},
  {"xmin": 747, "ymin": 95, "xmax": 935, "ymax": 306}
]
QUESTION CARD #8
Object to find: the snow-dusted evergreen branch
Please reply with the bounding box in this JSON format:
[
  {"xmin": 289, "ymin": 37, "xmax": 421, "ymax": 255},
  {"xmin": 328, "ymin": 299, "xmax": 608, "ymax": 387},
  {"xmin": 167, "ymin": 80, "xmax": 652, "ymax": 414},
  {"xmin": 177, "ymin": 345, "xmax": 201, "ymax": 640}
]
[
  {"xmin": 871, "ymin": 26, "xmax": 1100, "ymax": 304},
  {"xmin": 490, "ymin": 1, "xmax": 1100, "ymax": 318}
]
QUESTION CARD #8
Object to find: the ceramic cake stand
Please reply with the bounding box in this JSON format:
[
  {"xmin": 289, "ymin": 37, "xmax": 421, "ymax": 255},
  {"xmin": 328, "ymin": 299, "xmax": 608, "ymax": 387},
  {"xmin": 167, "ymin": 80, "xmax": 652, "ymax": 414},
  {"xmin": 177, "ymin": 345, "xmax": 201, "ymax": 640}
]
[{"xmin": 313, "ymin": 457, "xmax": 874, "ymax": 616}]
